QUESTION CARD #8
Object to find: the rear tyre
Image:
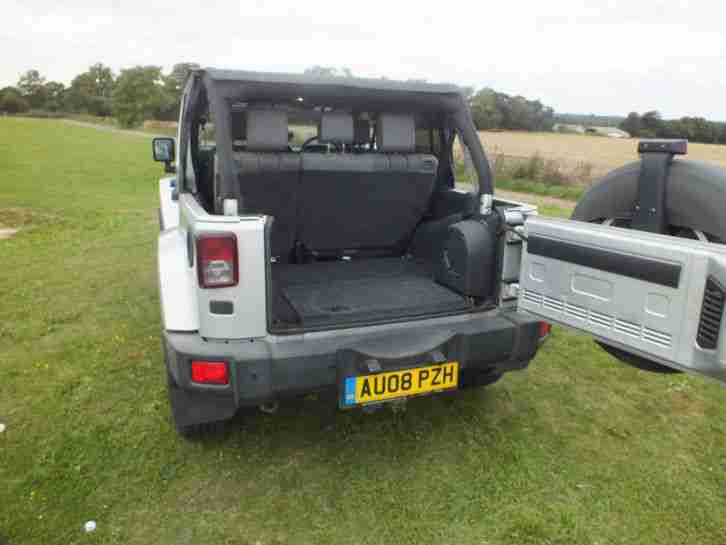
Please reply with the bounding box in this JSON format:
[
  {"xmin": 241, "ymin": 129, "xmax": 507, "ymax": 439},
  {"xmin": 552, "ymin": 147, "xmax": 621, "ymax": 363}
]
[{"xmin": 572, "ymin": 159, "xmax": 726, "ymax": 374}]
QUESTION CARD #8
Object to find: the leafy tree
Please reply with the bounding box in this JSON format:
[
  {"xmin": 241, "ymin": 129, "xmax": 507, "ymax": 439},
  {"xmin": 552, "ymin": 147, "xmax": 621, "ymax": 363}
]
[
  {"xmin": 17, "ymin": 69, "xmax": 48, "ymax": 108},
  {"xmin": 619, "ymin": 112, "xmax": 642, "ymax": 137},
  {"xmin": 166, "ymin": 62, "xmax": 200, "ymax": 93},
  {"xmin": 619, "ymin": 109, "xmax": 726, "ymax": 144},
  {"xmin": 87, "ymin": 63, "xmax": 115, "ymax": 98},
  {"xmin": 65, "ymin": 63, "xmax": 115, "ymax": 115},
  {"xmin": 677, "ymin": 117, "xmax": 719, "ymax": 143},
  {"xmin": 641, "ymin": 110, "xmax": 662, "ymax": 133},
  {"xmin": 157, "ymin": 62, "xmax": 200, "ymax": 120},
  {"xmin": 112, "ymin": 66, "xmax": 166, "ymax": 127},
  {"xmin": 469, "ymin": 88, "xmax": 553, "ymax": 131},
  {"xmin": 44, "ymin": 82, "xmax": 66, "ymax": 111},
  {"xmin": 469, "ymin": 88, "xmax": 503, "ymax": 130},
  {"xmin": 0, "ymin": 87, "xmax": 30, "ymax": 114}
]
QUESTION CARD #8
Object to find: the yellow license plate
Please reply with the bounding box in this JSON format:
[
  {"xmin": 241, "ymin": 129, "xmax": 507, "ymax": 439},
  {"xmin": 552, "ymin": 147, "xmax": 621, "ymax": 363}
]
[{"xmin": 343, "ymin": 362, "xmax": 459, "ymax": 406}]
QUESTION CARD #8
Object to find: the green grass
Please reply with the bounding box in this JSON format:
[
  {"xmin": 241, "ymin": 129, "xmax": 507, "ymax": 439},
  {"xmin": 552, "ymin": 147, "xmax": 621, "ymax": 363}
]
[
  {"xmin": 454, "ymin": 157, "xmax": 587, "ymax": 202},
  {"xmin": 2, "ymin": 117, "xmax": 726, "ymax": 544},
  {"xmin": 62, "ymin": 113, "xmax": 119, "ymax": 127},
  {"xmin": 494, "ymin": 178, "xmax": 586, "ymax": 202},
  {"xmin": 59, "ymin": 113, "xmax": 177, "ymax": 136}
]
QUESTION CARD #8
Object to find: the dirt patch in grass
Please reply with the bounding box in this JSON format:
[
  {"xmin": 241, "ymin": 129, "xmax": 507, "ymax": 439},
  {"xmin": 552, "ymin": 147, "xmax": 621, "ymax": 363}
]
[
  {"xmin": 0, "ymin": 228, "xmax": 19, "ymax": 240},
  {"xmin": 0, "ymin": 207, "xmax": 61, "ymax": 230}
]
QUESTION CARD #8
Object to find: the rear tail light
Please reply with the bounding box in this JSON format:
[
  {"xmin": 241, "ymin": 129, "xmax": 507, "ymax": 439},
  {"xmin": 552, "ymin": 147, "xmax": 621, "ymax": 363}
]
[
  {"xmin": 196, "ymin": 234, "xmax": 238, "ymax": 288},
  {"xmin": 538, "ymin": 321, "xmax": 551, "ymax": 339},
  {"xmin": 191, "ymin": 360, "xmax": 229, "ymax": 385}
]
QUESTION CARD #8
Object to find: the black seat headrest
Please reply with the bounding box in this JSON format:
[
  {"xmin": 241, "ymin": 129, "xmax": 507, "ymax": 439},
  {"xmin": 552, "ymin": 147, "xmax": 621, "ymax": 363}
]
[
  {"xmin": 376, "ymin": 114, "xmax": 416, "ymax": 152},
  {"xmin": 319, "ymin": 112, "xmax": 354, "ymax": 144},
  {"xmin": 246, "ymin": 110, "xmax": 289, "ymax": 152}
]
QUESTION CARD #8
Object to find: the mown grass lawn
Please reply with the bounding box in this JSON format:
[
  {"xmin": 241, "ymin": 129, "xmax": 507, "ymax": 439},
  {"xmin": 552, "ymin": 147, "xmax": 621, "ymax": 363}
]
[{"xmin": 1, "ymin": 117, "xmax": 726, "ymax": 545}]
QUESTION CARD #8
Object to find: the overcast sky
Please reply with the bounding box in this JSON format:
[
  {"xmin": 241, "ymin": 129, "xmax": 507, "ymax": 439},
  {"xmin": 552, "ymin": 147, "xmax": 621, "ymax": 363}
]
[{"xmin": 3, "ymin": 0, "xmax": 725, "ymax": 119}]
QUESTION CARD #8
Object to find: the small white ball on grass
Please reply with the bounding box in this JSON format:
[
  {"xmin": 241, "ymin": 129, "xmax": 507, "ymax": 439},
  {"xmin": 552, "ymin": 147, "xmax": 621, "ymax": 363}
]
[
  {"xmin": 0, "ymin": 423, "xmax": 6, "ymax": 433},
  {"xmin": 83, "ymin": 520, "xmax": 96, "ymax": 533}
]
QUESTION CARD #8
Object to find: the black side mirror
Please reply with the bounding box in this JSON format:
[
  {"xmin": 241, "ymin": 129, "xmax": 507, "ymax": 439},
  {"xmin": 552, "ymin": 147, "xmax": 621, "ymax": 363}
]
[{"xmin": 152, "ymin": 137, "xmax": 176, "ymax": 173}]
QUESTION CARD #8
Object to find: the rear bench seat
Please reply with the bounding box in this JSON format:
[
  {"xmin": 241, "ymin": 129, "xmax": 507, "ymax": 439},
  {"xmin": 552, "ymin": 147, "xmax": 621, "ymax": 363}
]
[
  {"xmin": 298, "ymin": 113, "xmax": 438, "ymax": 252},
  {"xmin": 234, "ymin": 110, "xmax": 301, "ymax": 259}
]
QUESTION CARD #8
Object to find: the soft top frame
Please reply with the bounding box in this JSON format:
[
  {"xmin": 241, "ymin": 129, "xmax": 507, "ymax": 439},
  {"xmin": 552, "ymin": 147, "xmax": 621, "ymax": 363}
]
[{"xmin": 183, "ymin": 68, "xmax": 493, "ymax": 212}]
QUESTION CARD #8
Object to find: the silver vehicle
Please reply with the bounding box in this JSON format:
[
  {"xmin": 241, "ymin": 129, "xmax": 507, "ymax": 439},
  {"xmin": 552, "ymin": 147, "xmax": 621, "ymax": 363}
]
[{"xmin": 153, "ymin": 69, "xmax": 726, "ymax": 438}]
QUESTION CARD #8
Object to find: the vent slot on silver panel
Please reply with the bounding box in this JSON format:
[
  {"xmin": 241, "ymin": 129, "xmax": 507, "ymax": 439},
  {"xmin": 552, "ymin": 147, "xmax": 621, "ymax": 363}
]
[
  {"xmin": 565, "ymin": 301, "xmax": 588, "ymax": 321},
  {"xmin": 543, "ymin": 295, "xmax": 564, "ymax": 313},
  {"xmin": 589, "ymin": 310, "xmax": 613, "ymax": 329},
  {"xmin": 521, "ymin": 289, "xmax": 672, "ymax": 348},
  {"xmin": 615, "ymin": 318, "xmax": 640, "ymax": 338},
  {"xmin": 643, "ymin": 327, "xmax": 672, "ymax": 347},
  {"xmin": 523, "ymin": 289, "xmax": 542, "ymax": 306},
  {"xmin": 697, "ymin": 276, "xmax": 725, "ymax": 350}
]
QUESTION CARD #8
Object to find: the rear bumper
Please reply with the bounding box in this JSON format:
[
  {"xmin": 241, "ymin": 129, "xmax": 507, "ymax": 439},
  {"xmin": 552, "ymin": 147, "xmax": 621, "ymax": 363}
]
[{"xmin": 163, "ymin": 309, "xmax": 541, "ymax": 425}]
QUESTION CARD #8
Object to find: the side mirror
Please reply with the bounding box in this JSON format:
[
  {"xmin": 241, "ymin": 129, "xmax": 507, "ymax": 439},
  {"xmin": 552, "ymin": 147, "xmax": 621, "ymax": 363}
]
[{"xmin": 152, "ymin": 137, "xmax": 176, "ymax": 173}]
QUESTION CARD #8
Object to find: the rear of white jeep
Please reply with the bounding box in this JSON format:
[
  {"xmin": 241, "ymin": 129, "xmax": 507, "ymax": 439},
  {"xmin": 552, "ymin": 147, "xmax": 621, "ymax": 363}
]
[{"xmin": 155, "ymin": 69, "xmax": 726, "ymax": 438}]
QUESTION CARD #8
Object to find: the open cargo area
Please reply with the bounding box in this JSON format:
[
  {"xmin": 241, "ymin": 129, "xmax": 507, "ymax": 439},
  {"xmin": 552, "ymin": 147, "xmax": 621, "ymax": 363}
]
[{"xmin": 271, "ymin": 257, "xmax": 471, "ymax": 331}]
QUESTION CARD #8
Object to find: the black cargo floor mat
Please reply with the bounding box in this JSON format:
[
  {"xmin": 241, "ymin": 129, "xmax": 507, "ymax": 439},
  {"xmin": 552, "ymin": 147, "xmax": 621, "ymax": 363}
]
[{"xmin": 275, "ymin": 258, "xmax": 469, "ymax": 328}]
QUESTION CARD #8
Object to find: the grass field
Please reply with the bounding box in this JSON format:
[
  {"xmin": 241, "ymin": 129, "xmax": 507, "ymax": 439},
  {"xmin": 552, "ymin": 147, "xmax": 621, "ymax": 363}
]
[
  {"xmin": 480, "ymin": 130, "xmax": 726, "ymax": 184},
  {"xmin": 2, "ymin": 117, "xmax": 726, "ymax": 545}
]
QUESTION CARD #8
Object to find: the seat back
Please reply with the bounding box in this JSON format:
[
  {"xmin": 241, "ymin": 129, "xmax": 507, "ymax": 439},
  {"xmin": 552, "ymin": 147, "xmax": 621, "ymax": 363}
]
[
  {"xmin": 298, "ymin": 113, "xmax": 438, "ymax": 252},
  {"xmin": 235, "ymin": 110, "xmax": 301, "ymax": 259}
]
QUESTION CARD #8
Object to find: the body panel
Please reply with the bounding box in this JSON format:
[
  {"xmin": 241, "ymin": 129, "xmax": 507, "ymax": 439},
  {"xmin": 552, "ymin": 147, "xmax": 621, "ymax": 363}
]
[
  {"xmin": 519, "ymin": 216, "xmax": 726, "ymax": 383},
  {"xmin": 158, "ymin": 227, "xmax": 199, "ymax": 331},
  {"xmin": 163, "ymin": 308, "xmax": 541, "ymax": 412},
  {"xmin": 158, "ymin": 177, "xmax": 179, "ymax": 230},
  {"xmin": 177, "ymin": 194, "xmax": 268, "ymax": 340}
]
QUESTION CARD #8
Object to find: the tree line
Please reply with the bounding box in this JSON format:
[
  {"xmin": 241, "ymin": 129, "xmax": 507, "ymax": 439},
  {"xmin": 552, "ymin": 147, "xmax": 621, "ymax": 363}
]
[
  {"xmin": 464, "ymin": 88, "xmax": 555, "ymax": 132},
  {"xmin": 303, "ymin": 66, "xmax": 557, "ymax": 131},
  {"xmin": 1, "ymin": 62, "xmax": 554, "ymax": 132},
  {"xmin": 0, "ymin": 63, "xmax": 199, "ymax": 127},
  {"xmin": 6, "ymin": 63, "xmax": 726, "ymax": 143},
  {"xmin": 619, "ymin": 111, "xmax": 726, "ymax": 144}
]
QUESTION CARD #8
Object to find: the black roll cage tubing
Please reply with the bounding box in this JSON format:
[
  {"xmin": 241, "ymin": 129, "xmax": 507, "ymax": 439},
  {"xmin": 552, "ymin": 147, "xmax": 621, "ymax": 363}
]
[{"xmin": 179, "ymin": 71, "xmax": 493, "ymax": 214}]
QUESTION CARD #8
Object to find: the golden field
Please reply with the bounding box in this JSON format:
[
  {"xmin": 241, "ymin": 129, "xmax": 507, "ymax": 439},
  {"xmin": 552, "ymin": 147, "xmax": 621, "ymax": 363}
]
[{"xmin": 479, "ymin": 131, "xmax": 726, "ymax": 183}]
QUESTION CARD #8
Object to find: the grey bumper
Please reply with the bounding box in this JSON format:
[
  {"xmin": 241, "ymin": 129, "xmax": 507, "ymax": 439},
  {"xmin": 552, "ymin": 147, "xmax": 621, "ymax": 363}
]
[{"xmin": 163, "ymin": 310, "xmax": 541, "ymax": 412}]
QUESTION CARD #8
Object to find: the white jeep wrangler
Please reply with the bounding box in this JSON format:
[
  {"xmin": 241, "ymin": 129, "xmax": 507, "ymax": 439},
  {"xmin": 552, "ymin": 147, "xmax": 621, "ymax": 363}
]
[{"xmin": 154, "ymin": 69, "xmax": 726, "ymax": 438}]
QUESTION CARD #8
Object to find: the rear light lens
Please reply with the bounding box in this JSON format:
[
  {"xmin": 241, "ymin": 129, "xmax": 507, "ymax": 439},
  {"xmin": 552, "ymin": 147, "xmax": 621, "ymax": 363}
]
[
  {"xmin": 191, "ymin": 360, "xmax": 229, "ymax": 385},
  {"xmin": 196, "ymin": 234, "xmax": 238, "ymax": 288},
  {"xmin": 538, "ymin": 321, "xmax": 551, "ymax": 339}
]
